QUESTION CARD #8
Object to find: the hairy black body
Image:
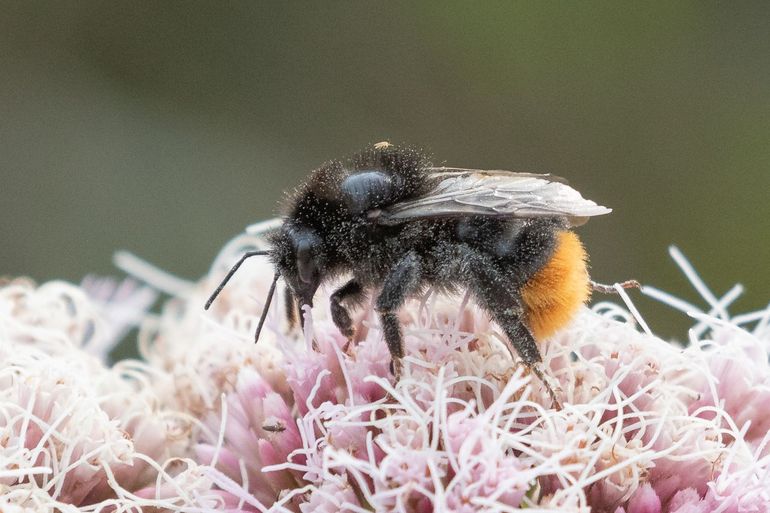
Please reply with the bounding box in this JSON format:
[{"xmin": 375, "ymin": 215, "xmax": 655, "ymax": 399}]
[
  {"xmin": 205, "ymin": 143, "xmax": 627, "ymax": 406},
  {"xmin": 268, "ymin": 146, "xmax": 563, "ymax": 377}
]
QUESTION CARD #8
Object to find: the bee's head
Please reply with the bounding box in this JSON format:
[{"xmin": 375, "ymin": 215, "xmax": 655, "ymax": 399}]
[{"xmin": 269, "ymin": 225, "xmax": 326, "ymax": 308}]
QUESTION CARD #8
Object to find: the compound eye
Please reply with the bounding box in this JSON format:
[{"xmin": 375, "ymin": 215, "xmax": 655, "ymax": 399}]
[{"xmin": 340, "ymin": 171, "xmax": 394, "ymax": 215}]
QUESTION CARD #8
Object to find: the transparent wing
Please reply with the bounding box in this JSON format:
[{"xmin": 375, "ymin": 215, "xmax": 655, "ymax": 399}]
[{"xmin": 376, "ymin": 167, "xmax": 611, "ymax": 227}]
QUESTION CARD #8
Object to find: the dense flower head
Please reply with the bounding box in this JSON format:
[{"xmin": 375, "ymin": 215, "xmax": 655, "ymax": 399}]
[
  {"xmin": 2, "ymin": 232, "xmax": 769, "ymax": 512},
  {"xmin": 0, "ymin": 278, "xmax": 207, "ymax": 512},
  {"xmin": 126, "ymin": 234, "xmax": 768, "ymax": 512}
]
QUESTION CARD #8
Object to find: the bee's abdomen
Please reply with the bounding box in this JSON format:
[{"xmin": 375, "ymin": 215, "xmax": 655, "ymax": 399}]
[{"xmin": 520, "ymin": 230, "xmax": 590, "ymax": 340}]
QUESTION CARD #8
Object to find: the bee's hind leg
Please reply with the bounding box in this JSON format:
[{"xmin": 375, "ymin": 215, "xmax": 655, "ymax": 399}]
[
  {"xmin": 375, "ymin": 252, "xmax": 422, "ymax": 381},
  {"xmin": 463, "ymin": 252, "xmax": 563, "ymax": 409},
  {"xmin": 489, "ymin": 301, "xmax": 563, "ymax": 409},
  {"xmin": 493, "ymin": 313, "xmax": 563, "ymax": 410},
  {"xmin": 330, "ymin": 279, "xmax": 365, "ymax": 341}
]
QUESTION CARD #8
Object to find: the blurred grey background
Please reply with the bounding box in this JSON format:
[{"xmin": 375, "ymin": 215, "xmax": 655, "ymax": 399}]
[{"xmin": 1, "ymin": 2, "xmax": 768, "ymax": 344}]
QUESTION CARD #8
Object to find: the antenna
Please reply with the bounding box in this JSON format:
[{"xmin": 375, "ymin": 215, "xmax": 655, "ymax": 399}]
[
  {"xmin": 205, "ymin": 250, "xmax": 270, "ymax": 309},
  {"xmin": 254, "ymin": 271, "xmax": 280, "ymax": 344}
]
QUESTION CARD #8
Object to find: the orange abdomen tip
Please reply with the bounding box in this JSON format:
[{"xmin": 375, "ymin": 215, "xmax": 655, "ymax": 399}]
[{"xmin": 521, "ymin": 230, "xmax": 590, "ymax": 340}]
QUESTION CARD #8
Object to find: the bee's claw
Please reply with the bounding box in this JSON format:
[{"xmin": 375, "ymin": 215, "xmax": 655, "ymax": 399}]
[
  {"xmin": 342, "ymin": 335, "xmax": 356, "ymax": 355},
  {"xmin": 528, "ymin": 364, "xmax": 563, "ymax": 411},
  {"xmin": 549, "ymin": 391, "xmax": 563, "ymax": 411}
]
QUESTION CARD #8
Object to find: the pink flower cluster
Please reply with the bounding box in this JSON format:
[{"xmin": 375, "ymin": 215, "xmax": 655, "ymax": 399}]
[
  {"xmin": 137, "ymin": 236, "xmax": 770, "ymax": 512},
  {"xmin": 1, "ymin": 233, "xmax": 768, "ymax": 512},
  {"xmin": 0, "ymin": 278, "xmax": 194, "ymax": 512}
]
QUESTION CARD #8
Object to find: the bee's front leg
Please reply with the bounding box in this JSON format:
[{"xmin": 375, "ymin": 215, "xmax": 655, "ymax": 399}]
[
  {"xmin": 375, "ymin": 252, "xmax": 422, "ymax": 381},
  {"xmin": 330, "ymin": 279, "xmax": 365, "ymax": 339}
]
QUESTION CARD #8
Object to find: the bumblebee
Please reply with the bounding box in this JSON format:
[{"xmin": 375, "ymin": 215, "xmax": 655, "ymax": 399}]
[{"xmin": 207, "ymin": 143, "xmax": 635, "ymax": 404}]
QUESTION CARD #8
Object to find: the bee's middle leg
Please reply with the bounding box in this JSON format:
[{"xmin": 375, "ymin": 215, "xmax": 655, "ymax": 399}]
[
  {"xmin": 330, "ymin": 279, "xmax": 365, "ymax": 339},
  {"xmin": 375, "ymin": 251, "xmax": 422, "ymax": 380}
]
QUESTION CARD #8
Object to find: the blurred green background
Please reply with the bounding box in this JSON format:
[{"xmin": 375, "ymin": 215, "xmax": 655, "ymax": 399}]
[{"xmin": 1, "ymin": 2, "xmax": 768, "ymax": 347}]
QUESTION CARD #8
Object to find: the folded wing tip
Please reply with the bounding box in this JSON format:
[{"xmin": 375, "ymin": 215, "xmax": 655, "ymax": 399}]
[{"xmin": 596, "ymin": 205, "xmax": 612, "ymax": 215}]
